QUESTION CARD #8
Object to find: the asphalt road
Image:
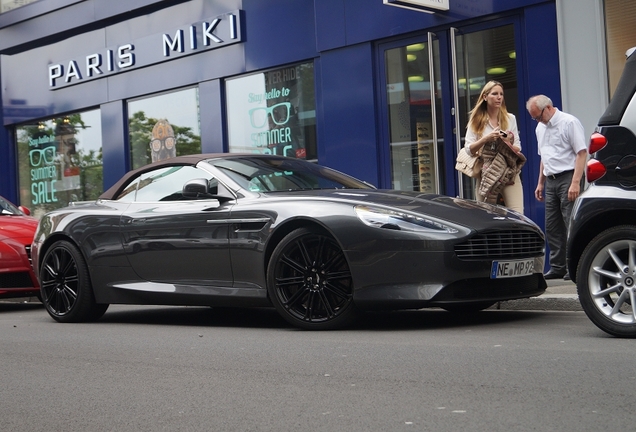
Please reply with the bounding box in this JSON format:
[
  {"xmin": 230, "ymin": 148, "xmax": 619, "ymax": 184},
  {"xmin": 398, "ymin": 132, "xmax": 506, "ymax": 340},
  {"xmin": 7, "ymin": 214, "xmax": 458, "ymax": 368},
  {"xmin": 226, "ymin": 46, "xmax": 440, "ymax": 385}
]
[{"xmin": 1, "ymin": 302, "xmax": 634, "ymax": 432}]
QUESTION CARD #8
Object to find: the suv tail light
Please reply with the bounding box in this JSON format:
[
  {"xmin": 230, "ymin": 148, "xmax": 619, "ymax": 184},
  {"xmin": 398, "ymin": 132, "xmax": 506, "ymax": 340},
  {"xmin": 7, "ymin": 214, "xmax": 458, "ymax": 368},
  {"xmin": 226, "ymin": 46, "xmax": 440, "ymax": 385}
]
[
  {"xmin": 586, "ymin": 158, "xmax": 606, "ymax": 182},
  {"xmin": 589, "ymin": 132, "xmax": 607, "ymax": 154}
]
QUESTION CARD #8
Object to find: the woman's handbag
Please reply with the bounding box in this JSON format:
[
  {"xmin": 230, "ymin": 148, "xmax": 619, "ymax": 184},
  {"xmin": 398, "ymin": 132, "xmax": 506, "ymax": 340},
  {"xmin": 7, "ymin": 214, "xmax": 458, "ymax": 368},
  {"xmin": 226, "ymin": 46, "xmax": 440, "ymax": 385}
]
[{"xmin": 455, "ymin": 147, "xmax": 483, "ymax": 178}]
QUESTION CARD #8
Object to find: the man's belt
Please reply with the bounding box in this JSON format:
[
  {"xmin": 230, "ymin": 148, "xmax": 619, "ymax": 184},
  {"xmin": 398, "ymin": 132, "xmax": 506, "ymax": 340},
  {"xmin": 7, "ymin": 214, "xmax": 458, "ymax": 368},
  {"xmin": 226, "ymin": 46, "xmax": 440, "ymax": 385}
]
[{"xmin": 547, "ymin": 169, "xmax": 574, "ymax": 180}]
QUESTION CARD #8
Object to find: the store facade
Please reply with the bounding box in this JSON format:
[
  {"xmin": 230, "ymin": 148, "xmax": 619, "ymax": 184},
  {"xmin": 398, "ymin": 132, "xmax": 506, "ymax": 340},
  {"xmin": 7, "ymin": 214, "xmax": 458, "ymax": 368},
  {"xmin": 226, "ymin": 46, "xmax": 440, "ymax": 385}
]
[{"xmin": 0, "ymin": 0, "xmax": 617, "ymax": 228}]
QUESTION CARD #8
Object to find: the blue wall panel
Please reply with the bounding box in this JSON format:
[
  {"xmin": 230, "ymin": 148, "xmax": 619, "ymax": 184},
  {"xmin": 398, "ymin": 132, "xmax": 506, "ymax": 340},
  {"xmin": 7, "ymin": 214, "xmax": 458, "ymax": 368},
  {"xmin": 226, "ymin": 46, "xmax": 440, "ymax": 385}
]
[
  {"xmin": 199, "ymin": 79, "xmax": 225, "ymax": 154},
  {"xmin": 315, "ymin": 0, "xmax": 548, "ymax": 51},
  {"xmin": 101, "ymin": 100, "xmax": 128, "ymax": 188},
  {"xmin": 520, "ymin": 1, "xmax": 561, "ymax": 228},
  {"xmin": 319, "ymin": 43, "xmax": 379, "ymax": 185},
  {"xmin": 243, "ymin": 0, "xmax": 318, "ymax": 71},
  {"xmin": 314, "ymin": 0, "xmax": 347, "ymax": 52}
]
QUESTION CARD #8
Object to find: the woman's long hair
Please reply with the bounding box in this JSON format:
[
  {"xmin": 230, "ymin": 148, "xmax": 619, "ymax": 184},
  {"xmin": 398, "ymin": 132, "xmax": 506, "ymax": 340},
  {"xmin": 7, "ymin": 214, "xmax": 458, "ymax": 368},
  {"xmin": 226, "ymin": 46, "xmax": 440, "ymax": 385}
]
[{"xmin": 466, "ymin": 80, "xmax": 510, "ymax": 137}]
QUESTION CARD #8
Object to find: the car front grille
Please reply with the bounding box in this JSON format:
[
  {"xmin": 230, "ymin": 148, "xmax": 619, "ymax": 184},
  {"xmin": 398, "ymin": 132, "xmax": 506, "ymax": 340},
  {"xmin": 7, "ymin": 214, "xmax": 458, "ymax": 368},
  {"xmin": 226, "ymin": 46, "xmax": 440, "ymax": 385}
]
[{"xmin": 454, "ymin": 229, "xmax": 544, "ymax": 260}]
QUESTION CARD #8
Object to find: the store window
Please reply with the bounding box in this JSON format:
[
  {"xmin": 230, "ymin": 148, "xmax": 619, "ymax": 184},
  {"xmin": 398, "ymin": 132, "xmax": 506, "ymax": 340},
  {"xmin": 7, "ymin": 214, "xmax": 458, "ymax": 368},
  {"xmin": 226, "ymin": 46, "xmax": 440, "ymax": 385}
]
[
  {"xmin": 16, "ymin": 109, "xmax": 102, "ymax": 218},
  {"xmin": 226, "ymin": 62, "xmax": 317, "ymax": 160},
  {"xmin": 385, "ymin": 40, "xmax": 444, "ymax": 194},
  {"xmin": 604, "ymin": 0, "xmax": 636, "ymax": 97},
  {"xmin": 128, "ymin": 87, "xmax": 201, "ymax": 170}
]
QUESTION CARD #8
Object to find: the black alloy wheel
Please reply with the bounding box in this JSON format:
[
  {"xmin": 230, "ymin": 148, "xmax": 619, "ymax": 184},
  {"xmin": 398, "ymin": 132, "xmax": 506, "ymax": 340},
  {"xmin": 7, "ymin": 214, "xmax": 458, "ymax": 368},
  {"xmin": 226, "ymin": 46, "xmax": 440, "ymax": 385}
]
[
  {"xmin": 39, "ymin": 240, "xmax": 108, "ymax": 323},
  {"xmin": 267, "ymin": 227, "xmax": 357, "ymax": 330},
  {"xmin": 577, "ymin": 225, "xmax": 636, "ymax": 338}
]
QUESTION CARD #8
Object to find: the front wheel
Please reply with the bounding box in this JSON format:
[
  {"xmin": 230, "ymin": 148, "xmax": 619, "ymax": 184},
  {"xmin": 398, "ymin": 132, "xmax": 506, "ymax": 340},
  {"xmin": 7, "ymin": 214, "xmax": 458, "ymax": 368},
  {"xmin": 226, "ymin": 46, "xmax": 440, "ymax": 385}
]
[
  {"xmin": 267, "ymin": 227, "xmax": 358, "ymax": 330},
  {"xmin": 39, "ymin": 240, "xmax": 109, "ymax": 323},
  {"xmin": 577, "ymin": 225, "xmax": 636, "ymax": 338}
]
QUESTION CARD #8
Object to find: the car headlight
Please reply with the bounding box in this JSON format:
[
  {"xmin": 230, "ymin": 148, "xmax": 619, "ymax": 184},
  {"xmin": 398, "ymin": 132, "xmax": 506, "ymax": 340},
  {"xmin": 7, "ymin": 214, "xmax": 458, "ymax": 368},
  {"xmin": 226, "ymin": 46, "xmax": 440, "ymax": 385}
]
[{"xmin": 354, "ymin": 205, "xmax": 459, "ymax": 233}]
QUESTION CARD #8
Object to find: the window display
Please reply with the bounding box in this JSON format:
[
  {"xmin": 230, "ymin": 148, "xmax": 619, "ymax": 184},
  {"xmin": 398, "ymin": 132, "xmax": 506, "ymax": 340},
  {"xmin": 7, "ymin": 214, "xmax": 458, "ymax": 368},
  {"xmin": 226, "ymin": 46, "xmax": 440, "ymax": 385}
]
[
  {"xmin": 385, "ymin": 41, "xmax": 444, "ymax": 193},
  {"xmin": 128, "ymin": 87, "xmax": 201, "ymax": 170},
  {"xmin": 16, "ymin": 110, "xmax": 102, "ymax": 218},
  {"xmin": 226, "ymin": 62, "xmax": 317, "ymax": 160}
]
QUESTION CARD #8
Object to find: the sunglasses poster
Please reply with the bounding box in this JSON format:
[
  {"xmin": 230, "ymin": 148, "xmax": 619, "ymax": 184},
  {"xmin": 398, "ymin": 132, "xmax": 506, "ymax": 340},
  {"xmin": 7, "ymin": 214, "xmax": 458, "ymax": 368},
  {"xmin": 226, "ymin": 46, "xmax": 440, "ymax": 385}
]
[
  {"xmin": 18, "ymin": 112, "xmax": 103, "ymax": 216},
  {"xmin": 226, "ymin": 62, "xmax": 316, "ymax": 160}
]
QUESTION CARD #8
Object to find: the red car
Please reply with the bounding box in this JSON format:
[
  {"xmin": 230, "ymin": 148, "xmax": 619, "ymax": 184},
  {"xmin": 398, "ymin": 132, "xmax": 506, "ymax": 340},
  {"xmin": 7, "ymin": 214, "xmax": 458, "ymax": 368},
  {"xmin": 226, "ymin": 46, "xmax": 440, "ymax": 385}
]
[{"xmin": 0, "ymin": 195, "xmax": 40, "ymax": 300}]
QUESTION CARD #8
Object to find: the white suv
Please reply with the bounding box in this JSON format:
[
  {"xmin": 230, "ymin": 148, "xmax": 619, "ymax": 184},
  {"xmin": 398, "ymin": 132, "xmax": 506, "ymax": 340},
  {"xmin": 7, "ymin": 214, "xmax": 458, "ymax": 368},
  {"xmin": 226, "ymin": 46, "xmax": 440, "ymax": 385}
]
[{"xmin": 567, "ymin": 46, "xmax": 636, "ymax": 337}]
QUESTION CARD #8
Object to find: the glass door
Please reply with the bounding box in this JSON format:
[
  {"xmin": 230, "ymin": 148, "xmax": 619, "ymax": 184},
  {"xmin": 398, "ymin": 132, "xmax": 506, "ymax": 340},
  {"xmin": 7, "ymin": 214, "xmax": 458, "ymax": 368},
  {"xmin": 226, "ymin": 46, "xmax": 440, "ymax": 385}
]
[
  {"xmin": 453, "ymin": 24, "xmax": 518, "ymax": 199},
  {"xmin": 381, "ymin": 22, "xmax": 519, "ymax": 199},
  {"xmin": 384, "ymin": 33, "xmax": 444, "ymax": 193}
]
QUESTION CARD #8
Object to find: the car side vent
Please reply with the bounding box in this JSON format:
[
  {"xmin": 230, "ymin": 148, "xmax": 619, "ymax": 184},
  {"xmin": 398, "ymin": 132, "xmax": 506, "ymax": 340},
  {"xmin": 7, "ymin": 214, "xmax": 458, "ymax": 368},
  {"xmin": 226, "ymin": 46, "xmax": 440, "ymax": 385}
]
[
  {"xmin": 25, "ymin": 245, "xmax": 33, "ymax": 266},
  {"xmin": 454, "ymin": 230, "xmax": 544, "ymax": 260}
]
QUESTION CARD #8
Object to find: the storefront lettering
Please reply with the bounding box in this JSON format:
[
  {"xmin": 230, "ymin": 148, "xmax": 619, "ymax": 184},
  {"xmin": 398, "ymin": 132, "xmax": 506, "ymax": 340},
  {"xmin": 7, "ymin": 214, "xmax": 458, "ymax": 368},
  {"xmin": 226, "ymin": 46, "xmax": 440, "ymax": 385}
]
[
  {"xmin": 248, "ymin": 87, "xmax": 290, "ymax": 103},
  {"xmin": 48, "ymin": 11, "xmax": 242, "ymax": 89},
  {"xmin": 31, "ymin": 180, "xmax": 57, "ymax": 205},
  {"xmin": 163, "ymin": 18, "xmax": 234, "ymax": 56},
  {"xmin": 49, "ymin": 45, "xmax": 135, "ymax": 87},
  {"xmin": 268, "ymin": 67, "xmax": 299, "ymax": 85},
  {"xmin": 29, "ymin": 137, "xmax": 58, "ymax": 204},
  {"xmin": 258, "ymin": 143, "xmax": 294, "ymax": 157},
  {"xmin": 28, "ymin": 135, "xmax": 55, "ymax": 147},
  {"xmin": 251, "ymin": 128, "xmax": 292, "ymax": 147}
]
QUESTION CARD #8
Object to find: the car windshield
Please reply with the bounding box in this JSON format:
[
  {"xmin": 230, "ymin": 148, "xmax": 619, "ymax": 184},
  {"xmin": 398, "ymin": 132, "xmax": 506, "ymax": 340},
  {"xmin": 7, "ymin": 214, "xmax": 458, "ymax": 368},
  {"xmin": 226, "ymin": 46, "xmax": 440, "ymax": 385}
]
[
  {"xmin": 0, "ymin": 196, "xmax": 21, "ymax": 216},
  {"xmin": 210, "ymin": 157, "xmax": 373, "ymax": 192}
]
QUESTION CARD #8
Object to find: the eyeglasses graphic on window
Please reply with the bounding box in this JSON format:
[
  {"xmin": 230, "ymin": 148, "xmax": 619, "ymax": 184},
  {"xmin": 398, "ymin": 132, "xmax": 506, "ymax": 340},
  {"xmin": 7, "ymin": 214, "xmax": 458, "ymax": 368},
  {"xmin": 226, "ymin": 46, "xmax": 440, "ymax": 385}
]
[
  {"xmin": 249, "ymin": 102, "xmax": 291, "ymax": 129},
  {"xmin": 29, "ymin": 146, "xmax": 56, "ymax": 166},
  {"xmin": 150, "ymin": 136, "xmax": 176, "ymax": 152}
]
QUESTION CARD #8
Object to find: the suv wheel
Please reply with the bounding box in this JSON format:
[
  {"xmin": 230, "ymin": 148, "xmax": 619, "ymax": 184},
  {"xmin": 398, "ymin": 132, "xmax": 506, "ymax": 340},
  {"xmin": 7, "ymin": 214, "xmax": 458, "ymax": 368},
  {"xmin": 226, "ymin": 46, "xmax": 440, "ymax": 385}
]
[{"xmin": 577, "ymin": 225, "xmax": 636, "ymax": 337}]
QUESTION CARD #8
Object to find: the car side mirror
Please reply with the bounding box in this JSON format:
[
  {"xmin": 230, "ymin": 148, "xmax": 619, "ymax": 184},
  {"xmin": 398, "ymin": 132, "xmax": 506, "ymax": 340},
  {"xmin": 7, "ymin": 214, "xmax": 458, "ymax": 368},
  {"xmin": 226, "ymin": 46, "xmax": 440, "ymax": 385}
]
[
  {"xmin": 183, "ymin": 178, "xmax": 212, "ymax": 198},
  {"xmin": 18, "ymin": 205, "xmax": 31, "ymax": 216}
]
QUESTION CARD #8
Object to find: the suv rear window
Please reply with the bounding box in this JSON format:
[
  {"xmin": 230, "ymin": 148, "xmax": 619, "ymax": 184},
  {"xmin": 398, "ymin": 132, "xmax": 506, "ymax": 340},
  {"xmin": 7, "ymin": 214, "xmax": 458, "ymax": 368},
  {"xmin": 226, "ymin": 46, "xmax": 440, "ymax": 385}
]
[{"xmin": 599, "ymin": 49, "xmax": 636, "ymax": 126}]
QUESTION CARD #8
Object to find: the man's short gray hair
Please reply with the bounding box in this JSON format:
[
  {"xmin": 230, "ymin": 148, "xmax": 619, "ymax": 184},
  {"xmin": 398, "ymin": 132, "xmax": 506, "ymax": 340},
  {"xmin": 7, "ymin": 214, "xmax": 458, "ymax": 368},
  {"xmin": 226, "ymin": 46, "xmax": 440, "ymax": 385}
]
[{"xmin": 526, "ymin": 95, "xmax": 553, "ymax": 111}]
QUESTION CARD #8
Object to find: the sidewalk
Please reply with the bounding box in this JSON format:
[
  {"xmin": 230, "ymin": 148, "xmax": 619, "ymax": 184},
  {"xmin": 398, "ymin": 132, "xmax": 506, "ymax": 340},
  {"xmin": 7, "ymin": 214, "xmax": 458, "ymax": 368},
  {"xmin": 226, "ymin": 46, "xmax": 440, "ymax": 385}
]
[{"xmin": 494, "ymin": 278, "xmax": 581, "ymax": 311}]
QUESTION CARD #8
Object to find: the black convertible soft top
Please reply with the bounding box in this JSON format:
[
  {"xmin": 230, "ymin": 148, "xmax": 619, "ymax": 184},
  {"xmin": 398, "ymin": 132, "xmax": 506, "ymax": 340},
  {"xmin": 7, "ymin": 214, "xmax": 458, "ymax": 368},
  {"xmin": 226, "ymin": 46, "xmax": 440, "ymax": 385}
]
[{"xmin": 99, "ymin": 153, "xmax": 231, "ymax": 200}]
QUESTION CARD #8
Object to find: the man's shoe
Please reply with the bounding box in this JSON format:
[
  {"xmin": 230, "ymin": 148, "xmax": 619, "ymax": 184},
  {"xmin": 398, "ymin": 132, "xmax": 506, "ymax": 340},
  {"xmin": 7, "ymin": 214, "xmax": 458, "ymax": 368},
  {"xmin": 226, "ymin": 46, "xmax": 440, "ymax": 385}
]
[
  {"xmin": 563, "ymin": 272, "xmax": 571, "ymax": 281},
  {"xmin": 544, "ymin": 271, "xmax": 566, "ymax": 280}
]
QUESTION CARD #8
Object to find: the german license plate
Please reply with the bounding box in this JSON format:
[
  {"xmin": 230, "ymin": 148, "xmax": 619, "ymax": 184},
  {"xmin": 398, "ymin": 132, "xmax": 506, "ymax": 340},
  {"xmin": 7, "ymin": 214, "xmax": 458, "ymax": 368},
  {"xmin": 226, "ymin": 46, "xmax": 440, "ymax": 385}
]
[{"xmin": 490, "ymin": 259, "xmax": 534, "ymax": 279}]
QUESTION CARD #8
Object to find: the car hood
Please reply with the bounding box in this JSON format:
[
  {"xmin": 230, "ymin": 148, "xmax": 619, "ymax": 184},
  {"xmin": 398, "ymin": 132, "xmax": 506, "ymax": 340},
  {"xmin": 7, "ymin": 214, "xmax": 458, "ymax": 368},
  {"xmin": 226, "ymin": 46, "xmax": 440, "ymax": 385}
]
[
  {"xmin": 265, "ymin": 189, "xmax": 536, "ymax": 230},
  {"xmin": 0, "ymin": 215, "xmax": 38, "ymax": 242}
]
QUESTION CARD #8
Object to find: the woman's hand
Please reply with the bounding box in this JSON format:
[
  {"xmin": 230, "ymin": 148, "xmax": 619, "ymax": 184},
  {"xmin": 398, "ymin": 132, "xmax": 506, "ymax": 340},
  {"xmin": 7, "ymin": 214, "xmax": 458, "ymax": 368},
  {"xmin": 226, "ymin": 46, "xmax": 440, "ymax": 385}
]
[{"xmin": 485, "ymin": 129, "xmax": 501, "ymax": 143}]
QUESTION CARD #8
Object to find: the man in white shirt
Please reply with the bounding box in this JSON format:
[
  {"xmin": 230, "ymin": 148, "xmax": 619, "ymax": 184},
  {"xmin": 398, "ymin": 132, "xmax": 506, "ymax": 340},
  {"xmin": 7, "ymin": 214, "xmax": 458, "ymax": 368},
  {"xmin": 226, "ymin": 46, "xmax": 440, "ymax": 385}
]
[{"xmin": 526, "ymin": 95, "xmax": 587, "ymax": 281}]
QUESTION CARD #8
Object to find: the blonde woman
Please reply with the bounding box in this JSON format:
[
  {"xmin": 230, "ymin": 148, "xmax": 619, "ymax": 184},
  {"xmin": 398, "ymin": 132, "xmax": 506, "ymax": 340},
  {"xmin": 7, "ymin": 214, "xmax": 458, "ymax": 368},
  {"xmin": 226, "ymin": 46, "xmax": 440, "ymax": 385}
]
[{"xmin": 464, "ymin": 80, "xmax": 524, "ymax": 213}]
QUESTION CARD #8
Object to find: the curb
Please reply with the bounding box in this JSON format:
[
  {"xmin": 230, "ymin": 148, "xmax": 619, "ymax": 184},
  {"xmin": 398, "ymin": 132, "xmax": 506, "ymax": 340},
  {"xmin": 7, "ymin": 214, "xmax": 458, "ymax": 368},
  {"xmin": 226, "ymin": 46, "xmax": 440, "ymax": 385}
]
[{"xmin": 493, "ymin": 293, "xmax": 581, "ymax": 311}]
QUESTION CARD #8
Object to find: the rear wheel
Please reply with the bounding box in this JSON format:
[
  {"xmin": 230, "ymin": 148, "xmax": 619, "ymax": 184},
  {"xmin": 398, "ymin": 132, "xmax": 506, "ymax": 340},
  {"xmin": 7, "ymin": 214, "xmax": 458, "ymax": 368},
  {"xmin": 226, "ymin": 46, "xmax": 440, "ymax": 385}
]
[
  {"xmin": 39, "ymin": 240, "xmax": 108, "ymax": 323},
  {"xmin": 577, "ymin": 226, "xmax": 636, "ymax": 338},
  {"xmin": 267, "ymin": 227, "xmax": 358, "ymax": 330}
]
